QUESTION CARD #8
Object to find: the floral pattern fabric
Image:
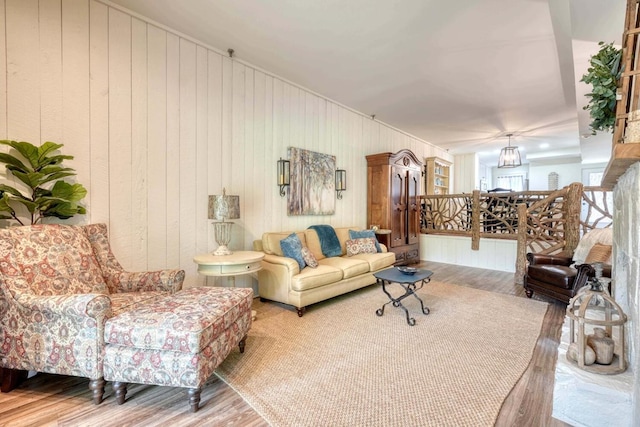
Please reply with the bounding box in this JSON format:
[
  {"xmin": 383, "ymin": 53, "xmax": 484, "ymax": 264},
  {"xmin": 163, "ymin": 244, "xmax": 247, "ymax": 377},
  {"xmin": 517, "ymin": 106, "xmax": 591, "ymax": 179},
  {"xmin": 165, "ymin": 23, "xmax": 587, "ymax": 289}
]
[
  {"xmin": 103, "ymin": 287, "xmax": 252, "ymax": 389},
  {"xmin": 345, "ymin": 237, "xmax": 379, "ymax": 256},
  {"xmin": 0, "ymin": 223, "xmax": 185, "ymax": 384}
]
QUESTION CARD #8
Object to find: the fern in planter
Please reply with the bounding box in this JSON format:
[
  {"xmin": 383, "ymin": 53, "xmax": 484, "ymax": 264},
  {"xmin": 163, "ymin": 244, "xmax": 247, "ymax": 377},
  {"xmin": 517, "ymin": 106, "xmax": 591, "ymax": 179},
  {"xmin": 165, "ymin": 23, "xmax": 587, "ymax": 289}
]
[
  {"xmin": 0, "ymin": 140, "xmax": 87, "ymax": 226},
  {"xmin": 581, "ymin": 41, "xmax": 623, "ymax": 134}
]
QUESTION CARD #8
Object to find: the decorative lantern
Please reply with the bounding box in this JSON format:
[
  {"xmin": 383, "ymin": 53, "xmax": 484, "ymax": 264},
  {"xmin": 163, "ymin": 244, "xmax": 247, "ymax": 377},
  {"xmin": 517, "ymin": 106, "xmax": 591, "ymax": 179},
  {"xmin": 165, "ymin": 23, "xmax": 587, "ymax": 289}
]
[{"xmin": 566, "ymin": 263, "xmax": 627, "ymax": 374}]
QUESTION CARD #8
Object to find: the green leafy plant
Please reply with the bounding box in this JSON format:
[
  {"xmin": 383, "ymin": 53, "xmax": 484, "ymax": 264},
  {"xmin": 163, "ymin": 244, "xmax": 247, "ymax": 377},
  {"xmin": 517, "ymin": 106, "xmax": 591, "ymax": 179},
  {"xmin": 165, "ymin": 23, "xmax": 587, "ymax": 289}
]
[
  {"xmin": 0, "ymin": 140, "xmax": 87, "ymax": 226},
  {"xmin": 581, "ymin": 41, "xmax": 623, "ymax": 134}
]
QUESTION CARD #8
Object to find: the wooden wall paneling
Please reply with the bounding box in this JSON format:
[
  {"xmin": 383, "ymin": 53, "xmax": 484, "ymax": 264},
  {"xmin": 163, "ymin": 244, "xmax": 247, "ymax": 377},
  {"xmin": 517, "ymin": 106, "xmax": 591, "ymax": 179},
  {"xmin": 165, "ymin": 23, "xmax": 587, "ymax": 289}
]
[
  {"xmin": 130, "ymin": 18, "xmax": 148, "ymax": 270},
  {"xmin": 6, "ymin": 0, "xmax": 40, "ymax": 142},
  {"xmin": 195, "ymin": 46, "xmax": 209, "ymax": 266},
  {"xmin": 236, "ymin": 62, "xmax": 252, "ymax": 282},
  {"xmin": 230, "ymin": 60, "xmax": 245, "ymax": 254},
  {"xmin": 61, "ymin": 1, "xmax": 90, "ymax": 225},
  {"xmin": 272, "ymin": 78, "xmax": 285, "ymax": 232},
  {"xmin": 250, "ymin": 70, "xmax": 266, "ymax": 250},
  {"xmin": 318, "ymin": 98, "xmax": 327, "ymax": 161},
  {"xmin": 165, "ymin": 33, "xmax": 181, "ymax": 268},
  {"xmin": 305, "ymin": 92, "xmax": 315, "ymax": 151},
  {"xmin": 40, "ymin": 0, "xmax": 62, "ymax": 143},
  {"xmin": 0, "ymin": 0, "xmax": 6, "ymax": 139},
  {"xmin": 218, "ymin": 54, "xmax": 232, "ymax": 280},
  {"xmin": 178, "ymin": 38, "xmax": 197, "ymax": 281},
  {"xmin": 146, "ymin": 25, "xmax": 168, "ymax": 270},
  {"xmin": 62, "ymin": 0, "xmax": 90, "ymax": 205},
  {"xmin": 206, "ymin": 50, "xmax": 223, "ymax": 253},
  {"xmin": 88, "ymin": 1, "xmax": 109, "ymax": 226},
  {"xmin": 237, "ymin": 64, "xmax": 255, "ymax": 289},
  {"xmin": 241, "ymin": 64, "xmax": 254, "ymax": 252},
  {"xmin": 261, "ymin": 74, "xmax": 274, "ymax": 235},
  {"xmin": 107, "ymin": 7, "xmax": 133, "ymax": 267}
]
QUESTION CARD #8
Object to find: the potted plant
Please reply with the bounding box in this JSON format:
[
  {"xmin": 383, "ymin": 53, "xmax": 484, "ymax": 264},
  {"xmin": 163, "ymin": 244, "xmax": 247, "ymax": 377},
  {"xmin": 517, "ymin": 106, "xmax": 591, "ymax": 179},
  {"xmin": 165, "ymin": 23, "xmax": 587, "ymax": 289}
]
[
  {"xmin": 581, "ymin": 41, "xmax": 623, "ymax": 134},
  {"xmin": 0, "ymin": 140, "xmax": 87, "ymax": 226}
]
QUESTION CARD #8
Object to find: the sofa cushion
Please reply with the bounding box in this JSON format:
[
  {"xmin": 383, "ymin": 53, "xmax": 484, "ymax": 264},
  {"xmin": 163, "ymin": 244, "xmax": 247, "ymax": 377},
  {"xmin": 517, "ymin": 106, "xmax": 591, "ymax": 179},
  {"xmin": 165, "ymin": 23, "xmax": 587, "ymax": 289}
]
[
  {"xmin": 527, "ymin": 264, "xmax": 577, "ymax": 289},
  {"xmin": 280, "ymin": 233, "xmax": 306, "ymax": 270},
  {"xmin": 318, "ymin": 256, "xmax": 370, "ymax": 279},
  {"xmin": 346, "ymin": 238, "xmax": 378, "ymax": 256},
  {"xmin": 104, "ymin": 287, "xmax": 253, "ymax": 353},
  {"xmin": 291, "ymin": 265, "xmax": 344, "ymax": 292},
  {"xmin": 350, "ymin": 251, "xmax": 396, "ymax": 271},
  {"xmin": 305, "ymin": 229, "xmax": 326, "ymax": 261},
  {"xmin": 348, "ymin": 229, "xmax": 381, "ymax": 252}
]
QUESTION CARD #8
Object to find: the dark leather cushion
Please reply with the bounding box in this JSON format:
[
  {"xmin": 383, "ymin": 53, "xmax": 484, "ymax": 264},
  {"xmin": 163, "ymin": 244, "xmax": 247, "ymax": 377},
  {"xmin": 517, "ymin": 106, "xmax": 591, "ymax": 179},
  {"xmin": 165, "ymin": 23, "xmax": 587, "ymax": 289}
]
[{"xmin": 527, "ymin": 264, "xmax": 576, "ymax": 289}]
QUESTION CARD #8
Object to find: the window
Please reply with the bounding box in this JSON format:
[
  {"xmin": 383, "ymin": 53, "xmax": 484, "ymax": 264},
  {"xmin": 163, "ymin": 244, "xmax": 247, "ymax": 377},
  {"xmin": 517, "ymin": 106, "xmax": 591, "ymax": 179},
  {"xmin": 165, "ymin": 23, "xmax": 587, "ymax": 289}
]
[{"xmin": 495, "ymin": 174, "xmax": 524, "ymax": 192}]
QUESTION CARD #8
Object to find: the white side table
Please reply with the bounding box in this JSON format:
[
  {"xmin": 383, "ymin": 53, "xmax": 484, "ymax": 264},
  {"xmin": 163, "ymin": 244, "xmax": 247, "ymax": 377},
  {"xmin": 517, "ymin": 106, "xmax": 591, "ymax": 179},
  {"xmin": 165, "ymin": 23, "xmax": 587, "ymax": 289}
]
[{"xmin": 193, "ymin": 251, "xmax": 264, "ymax": 319}]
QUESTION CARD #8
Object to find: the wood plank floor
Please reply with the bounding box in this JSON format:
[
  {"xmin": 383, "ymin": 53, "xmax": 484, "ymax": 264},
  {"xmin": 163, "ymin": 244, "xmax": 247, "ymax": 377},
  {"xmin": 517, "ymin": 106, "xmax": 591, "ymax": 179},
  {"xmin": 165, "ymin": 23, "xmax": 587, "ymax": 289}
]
[{"xmin": 0, "ymin": 261, "xmax": 569, "ymax": 427}]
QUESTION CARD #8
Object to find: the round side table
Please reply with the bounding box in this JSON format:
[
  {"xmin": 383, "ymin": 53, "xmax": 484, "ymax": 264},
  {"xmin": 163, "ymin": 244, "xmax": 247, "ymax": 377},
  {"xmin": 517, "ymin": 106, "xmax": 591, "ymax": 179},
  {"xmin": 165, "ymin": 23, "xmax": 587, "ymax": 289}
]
[{"xmin": 193, "ymin": 250, "xmax": 264, "ymax": 319}]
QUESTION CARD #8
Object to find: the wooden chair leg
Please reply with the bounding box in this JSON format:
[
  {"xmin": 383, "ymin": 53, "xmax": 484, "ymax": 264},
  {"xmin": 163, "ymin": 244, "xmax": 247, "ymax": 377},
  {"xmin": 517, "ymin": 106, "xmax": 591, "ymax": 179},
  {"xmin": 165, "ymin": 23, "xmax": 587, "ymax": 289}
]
[
  {"xmin": 239, "ymin": 336, "xmax": 247, "ymax": 353},
  {"xmin": 89, "ymin": 377, "xmax": 105, "ymax": 404},
  {"xmin": 188, "ymin": 387, "xmax": 201, "ymax": 412},
  {"xmin": 0, "ymin": 368, "xmax": 28, "ymax": 393},
  {"xmin": 112, "ymin": 381, "xmax": 127, "ymax": 405}
]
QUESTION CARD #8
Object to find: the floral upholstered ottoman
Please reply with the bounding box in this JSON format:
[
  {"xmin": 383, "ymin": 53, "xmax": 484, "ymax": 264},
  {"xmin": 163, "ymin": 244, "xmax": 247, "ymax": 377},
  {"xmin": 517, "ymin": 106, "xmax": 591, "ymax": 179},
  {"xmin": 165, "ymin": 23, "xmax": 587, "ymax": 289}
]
[{"xmin": 102, "ymin": 286, "xmax": 253, "ymax": 412}]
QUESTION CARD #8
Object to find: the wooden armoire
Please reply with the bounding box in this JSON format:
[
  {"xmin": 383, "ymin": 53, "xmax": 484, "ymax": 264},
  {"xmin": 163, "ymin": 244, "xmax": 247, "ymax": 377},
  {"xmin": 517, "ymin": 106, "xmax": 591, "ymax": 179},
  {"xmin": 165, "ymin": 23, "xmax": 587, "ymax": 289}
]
[{"xmin": 366, "ymin": 149, "xmax": 422, "ymax": 265}]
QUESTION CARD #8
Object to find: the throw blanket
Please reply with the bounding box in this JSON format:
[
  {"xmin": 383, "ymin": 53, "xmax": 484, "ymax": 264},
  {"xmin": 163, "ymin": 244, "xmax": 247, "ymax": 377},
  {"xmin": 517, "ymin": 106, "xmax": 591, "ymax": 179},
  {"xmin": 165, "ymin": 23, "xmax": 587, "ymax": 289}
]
[{"xmin": 308, "ymin": 225, "xmax": 342, "ymax": 257}]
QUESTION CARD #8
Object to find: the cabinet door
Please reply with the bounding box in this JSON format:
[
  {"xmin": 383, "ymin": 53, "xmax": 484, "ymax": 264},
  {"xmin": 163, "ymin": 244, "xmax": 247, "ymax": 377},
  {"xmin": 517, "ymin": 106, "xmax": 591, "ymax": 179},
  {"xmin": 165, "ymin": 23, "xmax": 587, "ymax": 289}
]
[
  {"xmin": 407, "ymin": 168, "xmax": 421, "ymax": 245},
  {"xmin": 390, "ymin": 166, "xmax": 407, "ymax": 248}
]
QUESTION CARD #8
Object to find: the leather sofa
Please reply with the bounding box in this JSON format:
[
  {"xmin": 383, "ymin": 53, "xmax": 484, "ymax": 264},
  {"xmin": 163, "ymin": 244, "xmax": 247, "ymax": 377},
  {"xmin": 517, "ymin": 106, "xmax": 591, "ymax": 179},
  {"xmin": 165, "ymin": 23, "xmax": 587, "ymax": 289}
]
[{"xmin": 254, "ymin": 227, "xmax": 396, "ymax": 316}]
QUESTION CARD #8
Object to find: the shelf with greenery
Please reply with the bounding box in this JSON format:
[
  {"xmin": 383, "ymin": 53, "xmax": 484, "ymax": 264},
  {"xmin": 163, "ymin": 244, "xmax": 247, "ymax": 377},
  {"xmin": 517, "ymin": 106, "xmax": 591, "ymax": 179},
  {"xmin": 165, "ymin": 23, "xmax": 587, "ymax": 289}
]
[
  {"xmin": 0, "ymin": 140, "xmax": 87, "ymax": 226},
  {"xmin": 581, "ymin": 41, "xmax": 623, "ymax": 135}
]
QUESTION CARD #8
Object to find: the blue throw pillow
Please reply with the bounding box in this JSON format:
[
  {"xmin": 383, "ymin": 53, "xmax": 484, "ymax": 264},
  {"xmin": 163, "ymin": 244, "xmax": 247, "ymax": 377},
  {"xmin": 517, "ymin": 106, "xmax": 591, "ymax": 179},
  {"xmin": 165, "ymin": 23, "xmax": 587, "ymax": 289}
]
[
  {"xmin": 349, "ymin": 229, "xmax": 381, "ymax": 252},
  {"xmin": 280, "ymin": 232, "xmax": 306, "ymax": 270}
]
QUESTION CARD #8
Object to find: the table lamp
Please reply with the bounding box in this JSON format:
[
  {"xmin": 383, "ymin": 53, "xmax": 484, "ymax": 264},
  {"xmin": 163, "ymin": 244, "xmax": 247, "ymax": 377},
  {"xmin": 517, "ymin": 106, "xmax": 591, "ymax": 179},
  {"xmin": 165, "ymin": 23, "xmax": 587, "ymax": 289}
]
[{"xmin": 208, "ymin": 188, "xmax": 240, "ymax": 255}]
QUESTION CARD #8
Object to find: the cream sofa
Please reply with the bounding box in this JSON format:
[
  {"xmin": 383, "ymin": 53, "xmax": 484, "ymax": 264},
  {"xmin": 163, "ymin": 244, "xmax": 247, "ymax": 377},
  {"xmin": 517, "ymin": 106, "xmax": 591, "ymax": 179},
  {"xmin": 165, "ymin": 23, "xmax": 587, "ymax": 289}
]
[{"xmin": 253, "ymin": 227, "xmax": 396, "ymax": 316}]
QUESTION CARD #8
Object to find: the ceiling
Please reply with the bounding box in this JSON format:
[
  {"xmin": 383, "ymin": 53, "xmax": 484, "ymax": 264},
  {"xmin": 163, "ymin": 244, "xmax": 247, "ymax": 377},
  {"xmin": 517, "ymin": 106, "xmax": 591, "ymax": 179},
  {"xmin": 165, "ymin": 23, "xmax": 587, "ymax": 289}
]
[{"xmin": 108, "ymin": 0, "xmax": 626, "ymax": 166}]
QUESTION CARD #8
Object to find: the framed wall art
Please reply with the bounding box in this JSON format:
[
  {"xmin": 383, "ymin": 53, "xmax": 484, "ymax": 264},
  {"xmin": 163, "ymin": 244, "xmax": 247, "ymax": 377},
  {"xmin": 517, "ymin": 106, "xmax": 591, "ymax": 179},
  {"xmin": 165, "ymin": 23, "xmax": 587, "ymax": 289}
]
[{"xmin": 287, "ymin": 147, "xmax": 336, "ymax": 215}]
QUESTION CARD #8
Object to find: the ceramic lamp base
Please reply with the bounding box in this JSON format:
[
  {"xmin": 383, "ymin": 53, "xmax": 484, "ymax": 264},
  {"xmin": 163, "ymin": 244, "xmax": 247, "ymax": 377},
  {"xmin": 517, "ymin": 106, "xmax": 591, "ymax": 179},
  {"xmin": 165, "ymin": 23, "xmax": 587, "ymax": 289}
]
[{"xmin": 213, "ymin": 245, "xmax": 232, "ymax": 256}]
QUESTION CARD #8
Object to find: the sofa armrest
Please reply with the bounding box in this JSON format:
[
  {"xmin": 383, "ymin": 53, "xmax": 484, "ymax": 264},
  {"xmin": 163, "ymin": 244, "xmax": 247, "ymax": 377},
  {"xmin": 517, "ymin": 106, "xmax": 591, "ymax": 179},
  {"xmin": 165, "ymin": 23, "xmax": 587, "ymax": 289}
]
[
  {"xmin": 107, "ymin": 269, "xmax": 185, "ymax": 294},
  {"xmin": 262, "ymin": 253, "xmax": 300, "ymax": 273},
  {"xmin": 15, "ymin": 293, "xmax": 112, "ymax": 319},
  {"xmin": 527, "ymin": 253, "xmax": 573, "ymax": 266}
]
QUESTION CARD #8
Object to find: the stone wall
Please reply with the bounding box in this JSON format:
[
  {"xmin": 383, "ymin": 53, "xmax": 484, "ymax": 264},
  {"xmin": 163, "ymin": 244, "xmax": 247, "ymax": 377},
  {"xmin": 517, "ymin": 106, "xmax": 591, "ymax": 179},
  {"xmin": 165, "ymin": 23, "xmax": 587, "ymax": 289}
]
[{"xmin": 613, "ymin": 162, "xmax": 640, "ymax": 421}]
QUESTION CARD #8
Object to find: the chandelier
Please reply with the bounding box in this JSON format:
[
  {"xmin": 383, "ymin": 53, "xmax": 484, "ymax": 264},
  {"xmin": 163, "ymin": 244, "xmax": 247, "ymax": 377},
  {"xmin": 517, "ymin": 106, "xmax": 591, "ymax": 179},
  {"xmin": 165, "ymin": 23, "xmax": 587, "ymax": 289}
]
[{"xmin": 497, "ymin": 133, "xmax": 522, "ymax": 168}]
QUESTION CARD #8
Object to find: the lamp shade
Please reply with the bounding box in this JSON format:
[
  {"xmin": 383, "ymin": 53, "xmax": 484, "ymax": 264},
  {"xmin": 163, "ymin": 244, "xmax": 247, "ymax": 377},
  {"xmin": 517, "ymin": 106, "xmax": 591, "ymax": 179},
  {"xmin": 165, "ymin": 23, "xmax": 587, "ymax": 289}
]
[{"xmin": 208, "ymin": 189, "xmax": 240, "ymax": 221}]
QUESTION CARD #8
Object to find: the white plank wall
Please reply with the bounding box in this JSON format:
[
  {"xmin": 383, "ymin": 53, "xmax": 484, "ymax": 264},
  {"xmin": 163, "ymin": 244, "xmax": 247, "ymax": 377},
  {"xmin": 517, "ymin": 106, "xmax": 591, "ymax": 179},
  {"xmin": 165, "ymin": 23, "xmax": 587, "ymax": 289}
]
[{"xmin": 0, "ymin": 0, "xmax": 453, "ymax": 289}]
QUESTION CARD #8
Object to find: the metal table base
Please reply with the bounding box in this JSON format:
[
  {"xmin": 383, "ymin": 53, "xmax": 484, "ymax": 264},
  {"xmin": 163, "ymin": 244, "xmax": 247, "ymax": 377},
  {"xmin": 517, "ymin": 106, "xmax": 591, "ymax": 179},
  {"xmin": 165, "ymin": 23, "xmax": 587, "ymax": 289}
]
[{"xmin": 374, "ymin": 268, "xmax": 433, "ymax": 326}]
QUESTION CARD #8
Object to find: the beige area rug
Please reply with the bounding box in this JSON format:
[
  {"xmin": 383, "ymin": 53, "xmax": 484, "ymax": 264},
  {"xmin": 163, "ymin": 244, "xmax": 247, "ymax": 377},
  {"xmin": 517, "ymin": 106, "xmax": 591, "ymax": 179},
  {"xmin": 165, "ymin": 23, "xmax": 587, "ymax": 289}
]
[{"xmin": 215, "ymin": 281, "xmax": 549, "ymax": 427}]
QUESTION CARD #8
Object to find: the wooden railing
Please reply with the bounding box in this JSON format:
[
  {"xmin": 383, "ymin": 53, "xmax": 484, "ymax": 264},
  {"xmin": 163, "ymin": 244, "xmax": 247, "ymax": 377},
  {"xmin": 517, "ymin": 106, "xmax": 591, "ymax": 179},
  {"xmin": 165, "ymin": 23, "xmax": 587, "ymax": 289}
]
[{"xmin": 421, "ymin": 183, "xmax": 612, "ymax": 283}]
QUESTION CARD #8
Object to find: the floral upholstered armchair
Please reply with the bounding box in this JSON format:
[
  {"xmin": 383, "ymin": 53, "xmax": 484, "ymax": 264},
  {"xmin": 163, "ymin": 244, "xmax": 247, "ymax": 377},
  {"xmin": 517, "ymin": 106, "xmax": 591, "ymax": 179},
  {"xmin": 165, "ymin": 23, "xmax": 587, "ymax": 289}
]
[{"xmin": 0, "ymin": 223, "xmax": 185, "ymax": 403}]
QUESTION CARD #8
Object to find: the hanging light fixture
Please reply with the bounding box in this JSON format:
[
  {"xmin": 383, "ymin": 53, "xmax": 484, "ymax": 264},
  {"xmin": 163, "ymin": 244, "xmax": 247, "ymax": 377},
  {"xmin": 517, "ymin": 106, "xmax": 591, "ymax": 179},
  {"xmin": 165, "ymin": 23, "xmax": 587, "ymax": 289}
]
[{"xmin": 498, "ymin": 133, "xmax": 522, "ymax": 168}]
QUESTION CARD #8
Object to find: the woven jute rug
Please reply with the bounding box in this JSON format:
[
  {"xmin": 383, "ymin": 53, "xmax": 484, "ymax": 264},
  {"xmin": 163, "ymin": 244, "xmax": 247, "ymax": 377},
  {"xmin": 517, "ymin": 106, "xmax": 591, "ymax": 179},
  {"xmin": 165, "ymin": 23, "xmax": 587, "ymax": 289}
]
[{"xmin": 215, "ymin": 281, "xmax": 549, "ymax": 427}]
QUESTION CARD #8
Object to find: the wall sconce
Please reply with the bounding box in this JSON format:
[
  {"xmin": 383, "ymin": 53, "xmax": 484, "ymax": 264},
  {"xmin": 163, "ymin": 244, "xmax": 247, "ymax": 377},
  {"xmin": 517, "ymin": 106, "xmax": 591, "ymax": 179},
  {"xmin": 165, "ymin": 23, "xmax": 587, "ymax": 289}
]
[
  {"xmin": 335, "ymin": 169, "xmax": 346, "ymax": 199},
  {"xmin": 277, "ymin": 158, "xmax": 290, "ymax": 197}
]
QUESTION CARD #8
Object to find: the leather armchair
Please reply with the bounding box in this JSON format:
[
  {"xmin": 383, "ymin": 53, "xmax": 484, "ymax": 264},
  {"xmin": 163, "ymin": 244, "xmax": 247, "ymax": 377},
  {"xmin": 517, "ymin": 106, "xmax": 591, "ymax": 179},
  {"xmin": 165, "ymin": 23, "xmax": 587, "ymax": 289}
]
[
  {"xmin": 524, "ymin": 253, "xmax": 610, "ymax": 303},
  {"xmin": 0, "ymin": 223, "xmax": 185, "ymax": 403}
]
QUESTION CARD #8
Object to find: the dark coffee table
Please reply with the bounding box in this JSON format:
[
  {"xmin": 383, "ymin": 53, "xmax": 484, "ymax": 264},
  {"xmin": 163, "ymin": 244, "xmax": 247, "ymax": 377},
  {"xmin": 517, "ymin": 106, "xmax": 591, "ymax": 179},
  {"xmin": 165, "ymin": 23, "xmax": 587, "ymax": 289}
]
[{"xmin": 373, "ymin": 267, "xmax": 433, "ymax": 326}]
